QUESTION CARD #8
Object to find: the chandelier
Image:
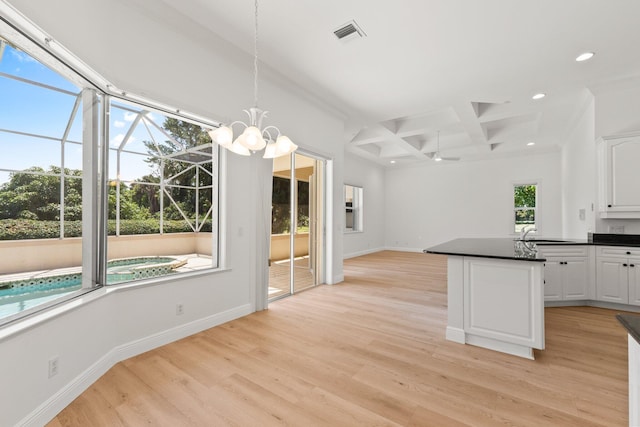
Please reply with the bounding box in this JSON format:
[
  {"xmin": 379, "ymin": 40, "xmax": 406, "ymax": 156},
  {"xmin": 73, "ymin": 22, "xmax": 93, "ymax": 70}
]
[{"xmin": 208, "ymin": 0, "xmax": 297, "ymax": 159}]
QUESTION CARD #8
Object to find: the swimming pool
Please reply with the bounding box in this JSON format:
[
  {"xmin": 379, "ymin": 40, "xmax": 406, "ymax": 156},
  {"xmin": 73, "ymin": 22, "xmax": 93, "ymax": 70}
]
[{"xmin": 0, "ymin": 256, "xmax": 186, "ymax": 308}]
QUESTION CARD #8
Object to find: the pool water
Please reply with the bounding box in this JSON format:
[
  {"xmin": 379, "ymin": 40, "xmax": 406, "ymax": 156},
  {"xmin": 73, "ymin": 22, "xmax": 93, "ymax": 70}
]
[{"xmin": 0, "ymin": 256, "xmax": 183, "ymax": 320}]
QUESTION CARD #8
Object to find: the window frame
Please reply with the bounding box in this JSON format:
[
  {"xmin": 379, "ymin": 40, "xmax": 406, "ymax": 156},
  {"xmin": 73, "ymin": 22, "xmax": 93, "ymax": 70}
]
[{"xmin": 513, "ymin": 182, "xmax": 538, "ymax": 235}]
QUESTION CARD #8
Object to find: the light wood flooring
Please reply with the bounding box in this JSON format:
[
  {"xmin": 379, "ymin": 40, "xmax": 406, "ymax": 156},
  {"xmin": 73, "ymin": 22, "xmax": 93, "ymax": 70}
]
[{"xmin": 47, "ymin": 251, "xmax": 630, "ymax": 426}]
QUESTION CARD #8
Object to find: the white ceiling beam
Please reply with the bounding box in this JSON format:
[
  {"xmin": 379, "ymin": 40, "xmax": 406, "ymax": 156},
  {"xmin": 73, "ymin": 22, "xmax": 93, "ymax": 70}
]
[{"xmin": 455, "ymin": 102, "xmax": 491, "ymax": 152}]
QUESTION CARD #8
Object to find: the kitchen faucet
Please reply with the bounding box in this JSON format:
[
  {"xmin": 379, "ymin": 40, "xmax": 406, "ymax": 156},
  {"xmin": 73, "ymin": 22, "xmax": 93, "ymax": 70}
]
[{"xmin": 520, "ymin": 226, "xmax": 537, "ymax": 241}]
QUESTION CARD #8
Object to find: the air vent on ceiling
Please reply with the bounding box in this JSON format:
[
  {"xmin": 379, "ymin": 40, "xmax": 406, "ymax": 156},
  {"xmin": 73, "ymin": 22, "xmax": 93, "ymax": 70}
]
[{"xmin": 333, "ymin": 20, "xmax": 366, "ymax": 41}]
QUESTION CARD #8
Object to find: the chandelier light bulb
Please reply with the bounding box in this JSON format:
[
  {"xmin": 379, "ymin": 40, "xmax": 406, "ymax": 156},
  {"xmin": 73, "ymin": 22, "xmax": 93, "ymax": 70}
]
[
  {"xmin": 239, "ymin": 126, "xmax": 266, "ymax": 151},
  {"xmin": 276, "ymin": 135, "xmax": 293, "ymax": 152},
  {"xmin": 208, "ymin": 126, "xmax": 233, "ymax": 148},
  {"xmin": 228, "ymin": 140, "xmax": 251, "ymax": 156},
  {"xmin": 263, "ymin": 142, "xmax": 278, "ymax": 159}
]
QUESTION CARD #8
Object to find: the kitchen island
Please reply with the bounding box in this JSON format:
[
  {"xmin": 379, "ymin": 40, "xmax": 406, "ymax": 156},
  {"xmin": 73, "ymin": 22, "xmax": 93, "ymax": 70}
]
[{"xmin": 425, "ymin": 238, "xmax": 549, "ymax": 359}]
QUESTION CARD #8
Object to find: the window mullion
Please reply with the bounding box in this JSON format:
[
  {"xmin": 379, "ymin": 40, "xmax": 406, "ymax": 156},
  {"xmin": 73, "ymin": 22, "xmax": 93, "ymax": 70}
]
[{"xmin": 81, "ymin": 88, "xmax": 100, "ymax": 289}]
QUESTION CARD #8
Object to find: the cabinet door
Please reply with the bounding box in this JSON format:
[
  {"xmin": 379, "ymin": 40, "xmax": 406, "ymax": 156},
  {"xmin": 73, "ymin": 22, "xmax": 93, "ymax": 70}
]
[
  {"xmin": 563, "ymin": 259, "xmax": 589, "ymax": 300},
  {"xmin": 596, "ymin": 256, "xmax": 629, "ymax": 303},
  {"xmin": 628, "ymin": 258, "xmax": 640, "ymax": 306},
  {"xmin": 543, "ymin": 260, "xmax": 562, "ymax": 301},
  {"xmin": 607, "ymin": 138, "xmax": 640, "ymax": 211}
]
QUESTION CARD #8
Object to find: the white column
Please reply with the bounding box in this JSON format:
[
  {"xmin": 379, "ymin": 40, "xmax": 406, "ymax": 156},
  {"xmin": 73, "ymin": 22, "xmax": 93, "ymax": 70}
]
[{"xmin": 253, "ymin": 155, "xmax": 273, "ymax": 311}]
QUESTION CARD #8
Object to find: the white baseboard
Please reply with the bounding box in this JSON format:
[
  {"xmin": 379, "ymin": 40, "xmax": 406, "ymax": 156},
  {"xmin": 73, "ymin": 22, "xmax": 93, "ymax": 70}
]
[
  {"xmin": 330, "ymin": 273, "xmax": 345, "ymax": 284},
  {"xmin": 19, "ymin": 304, "xmax": 252, "ymax": 427},
  {"xmin": 445, "ymin": 326, "xmax": 465, "ymax": 343},
  {"xmin": 343, "ymin": 247, "xmax": 384, "ymax": 259}
]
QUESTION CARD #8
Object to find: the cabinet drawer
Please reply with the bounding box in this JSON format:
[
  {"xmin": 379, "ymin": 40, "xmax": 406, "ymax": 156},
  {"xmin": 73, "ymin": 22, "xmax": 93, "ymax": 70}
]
[
  {"xmin": 597, "ymin": 246, "xmax": 640, "ymax": 258},
  {"xmin": 537, "ymin": 245, "xmax": 589, "ymax": 258}
]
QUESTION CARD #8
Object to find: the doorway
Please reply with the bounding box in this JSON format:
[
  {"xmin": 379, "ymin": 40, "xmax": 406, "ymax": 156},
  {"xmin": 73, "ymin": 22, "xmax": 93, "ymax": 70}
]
[{"xmin": 269, "ymin": 152, "xmax": 325, "ymax": 300}]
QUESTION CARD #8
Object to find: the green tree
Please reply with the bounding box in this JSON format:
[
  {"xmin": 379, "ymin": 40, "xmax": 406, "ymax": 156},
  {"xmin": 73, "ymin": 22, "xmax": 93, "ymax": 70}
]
[
  {"xmin": 107, "ymin": 182, "xmax": 150, "ymax": 220},
  {"xmin": 514, "ymin": 185, "xmax": 536, "ymax": 208},
  {"xmin": 514, "ymin": 184, "xmax": 536, "ymax": 227},
  {"xmin": 0, "ymin": 166, "xmax": 82, "ymax": 220},
  {"xmin": 130, "ymin": 175, "xmax": 161, "ymax": 215},
  {"xmin": 142, "ymin": 118, "xmax": 213, "ymax": 221}
]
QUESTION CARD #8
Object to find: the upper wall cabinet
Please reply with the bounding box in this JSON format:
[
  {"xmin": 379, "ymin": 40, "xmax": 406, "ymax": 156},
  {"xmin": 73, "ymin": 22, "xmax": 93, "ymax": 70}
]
[{"xmin": 598, "ymin": 133, "xmax": 640, "ymax": 218}]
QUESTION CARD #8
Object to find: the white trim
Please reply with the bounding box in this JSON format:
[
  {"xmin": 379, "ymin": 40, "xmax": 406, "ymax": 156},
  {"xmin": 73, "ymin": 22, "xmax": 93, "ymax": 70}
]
[
  {"xmin": 16, "ymin": 303, "xmax": 252, "ymax": 427},
  {"xmin": 343, "ymin": 247, "xmax": 384, "ymax": 259},
  {"xmin": 465, "ymin": 334, "xmax": 535, "ymax": 360},
  {"xmin": 325, "ymin": 160, "xmax": 334, "ymax": 285},
  {"xmin": 383, "ymin": 246, "xmax": 425, "ymax": 253},
  {"xmin": 445, "ymin": 326, "xmax": 465, "ymax": 343},
  {"xmin": 512, "ymin": 181, "xmax": 540, "ymax": 235}
]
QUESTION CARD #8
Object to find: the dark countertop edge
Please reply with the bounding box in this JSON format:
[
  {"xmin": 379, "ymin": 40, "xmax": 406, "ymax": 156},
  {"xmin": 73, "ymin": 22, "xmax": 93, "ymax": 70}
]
[
  {"xmin": 424, "ymin": 249, "xmax": 545, "ymax": 262},
  {"xmin": 424, "ymin": 238, "xmax": 640, "ymax": 263},
  {"xmin": 616, "ymin": 314, "xmax": 640, "ymax": 345}
]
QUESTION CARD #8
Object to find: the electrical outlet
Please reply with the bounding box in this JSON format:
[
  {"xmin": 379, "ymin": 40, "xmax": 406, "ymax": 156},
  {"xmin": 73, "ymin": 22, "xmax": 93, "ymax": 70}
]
[
  {"xmin": 176, "ymin": 303, "xmax": 184, "ymax": 316},
  {"xmin": 48, "ymin": 357, "xmax": 59, "ymax": 378}
]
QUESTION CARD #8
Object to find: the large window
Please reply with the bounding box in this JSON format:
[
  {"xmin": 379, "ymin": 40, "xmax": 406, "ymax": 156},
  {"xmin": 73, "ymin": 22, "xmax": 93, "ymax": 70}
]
[
  {"xmin": 106, "ymin": 100, "xmax": 218, "ymax": 284},
  {"xmin": 514, "ymin": 183, "xmax": 537, "ymax": 233},
  {"xmin": 0, "ymin": 32, "xmax": 219, "ymax": 323}
]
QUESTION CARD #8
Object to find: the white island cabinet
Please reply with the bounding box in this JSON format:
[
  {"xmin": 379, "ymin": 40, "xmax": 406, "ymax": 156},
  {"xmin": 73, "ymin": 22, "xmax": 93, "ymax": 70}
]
[
  {"xmin": 446, "ymin": 256, "xmax": 545, "ymax": 359},
  {"xmin": 616, "ymin": 314, "xmax": 640, "ymax": 427},
  {"xmin": 427, "ymin": 238, "xmax": 546, "ymax": 360}
]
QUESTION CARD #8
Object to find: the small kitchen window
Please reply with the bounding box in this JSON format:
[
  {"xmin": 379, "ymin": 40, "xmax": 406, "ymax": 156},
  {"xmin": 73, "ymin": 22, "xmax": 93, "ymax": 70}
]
[
  {"xmin": 514, "ymin": 183, "xmax": 537, "ymax": 233},
  {"xmin": 345, "ymin": 184, "xmax": 363, "ymax": 232}
]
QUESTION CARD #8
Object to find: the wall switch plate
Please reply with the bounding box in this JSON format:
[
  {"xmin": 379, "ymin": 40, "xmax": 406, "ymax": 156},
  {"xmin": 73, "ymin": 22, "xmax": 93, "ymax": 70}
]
[
  {"xmin": 609, "ymin": 225, "xmax": 625, "ymax": 234},
  {"xmin": 48, "ymin": 357, "xmax": 59, "ymax": 378},
  {"xmin": 579, "ymin": 209, "xmax": 586, "ymax": 221}
]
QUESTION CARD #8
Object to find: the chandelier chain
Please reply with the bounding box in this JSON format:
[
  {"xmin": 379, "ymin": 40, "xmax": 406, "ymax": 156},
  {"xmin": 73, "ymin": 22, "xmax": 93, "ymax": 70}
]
[{"xmin": 253, "ymin": 0, "xmax": 259, "ymax": 108}]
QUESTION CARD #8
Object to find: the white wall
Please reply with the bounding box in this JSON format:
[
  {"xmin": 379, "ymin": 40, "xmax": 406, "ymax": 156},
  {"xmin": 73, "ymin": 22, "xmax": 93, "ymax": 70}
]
[
  {"xmin": 384, "ymin": 152, "xmax": 563, "ymax": 250},
  {"xmin": 343, "ymin": 153, "xmax": 386, "ymax": 258},
  {"xmin": 561, "ymin": 92, "xmax": 597, "ymax": 239},
  {"xmin": 0, "ymin": 1, "xmax": 346, "ymax": 425}
]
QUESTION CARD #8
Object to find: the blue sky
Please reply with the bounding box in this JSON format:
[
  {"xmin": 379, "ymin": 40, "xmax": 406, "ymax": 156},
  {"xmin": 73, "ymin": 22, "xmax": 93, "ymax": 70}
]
[{"xmin": 0, "ymin": 43, "xmax": 172, "ymax": 185}]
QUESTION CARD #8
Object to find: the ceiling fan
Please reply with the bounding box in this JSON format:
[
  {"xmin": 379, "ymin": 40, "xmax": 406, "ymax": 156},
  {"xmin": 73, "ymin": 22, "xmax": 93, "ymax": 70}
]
[{"xmin": 430, "ymin": 131, "xmax": 460, "ymax": 162}]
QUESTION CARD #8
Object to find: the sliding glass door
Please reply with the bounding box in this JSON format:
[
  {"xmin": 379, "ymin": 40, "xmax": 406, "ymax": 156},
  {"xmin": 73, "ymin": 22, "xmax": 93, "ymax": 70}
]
[{"xmin": 269, "ymin": 152, "xmax": 324, "ymax": 300}]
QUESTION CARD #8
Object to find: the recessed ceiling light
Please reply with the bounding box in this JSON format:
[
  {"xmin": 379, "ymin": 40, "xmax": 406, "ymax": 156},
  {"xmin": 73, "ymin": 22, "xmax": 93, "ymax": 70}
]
[
  {"xmin": 390, "ymin": 160, "xmax": 396, "ymax": 164},
  {"xmin": 576, "ymin": 52, "xmax": 595, "ymax": 62},
  {"xmin": 527, "ymin": 142, "xmax": 535, "ymax": 146},
  {"xmin": 532, "ymin": 93, "xmax": 546, "ymax": 100}
]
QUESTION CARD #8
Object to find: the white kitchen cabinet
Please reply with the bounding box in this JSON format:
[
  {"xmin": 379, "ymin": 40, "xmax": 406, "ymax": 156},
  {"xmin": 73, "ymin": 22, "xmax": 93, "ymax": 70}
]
[
  {"xmin": 595, "ymin": 246, "xmax": 640, "ymax": 305},
  {"xmin": 629, "ymin": 334, "xmax": 640, "ymax": 426},
  {"xmin": 628, "ymin": 259, "xmax": 640, "ymax": 305},
  {"xmin": 596, "ymin": 256, "xmax": 630, "ymax": 303},
  {"xmin": 598, "ymin": 133, "xmax": 640, "ymax": 218},
  {"xmin": 538, "ymin": 246, "xmax": 590, "ymax": 302}
]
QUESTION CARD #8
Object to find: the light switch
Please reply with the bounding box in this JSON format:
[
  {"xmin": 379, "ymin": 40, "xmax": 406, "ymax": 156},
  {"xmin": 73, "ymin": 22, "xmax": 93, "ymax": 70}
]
[{"xmin": 579, "ymin": 209, "xmax": 586, "ymax": 221}]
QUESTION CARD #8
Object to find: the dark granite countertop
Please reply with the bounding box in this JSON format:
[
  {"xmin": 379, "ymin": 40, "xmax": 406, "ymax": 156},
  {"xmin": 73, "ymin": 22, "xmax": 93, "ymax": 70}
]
[
  {"xmin": 424, "ymin": 238, "xmax": 547, "ymax": 262},
  {"xmin": 424, "ymin": 234, "xmax": 640, "ymax": 262},
  {"xmin": 616, "ymin": 314, "xmax": 640, "ymax": 345},
  {"xmin": 589, "ymin": 233, "xmax": 640, "ymax": 247}
]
